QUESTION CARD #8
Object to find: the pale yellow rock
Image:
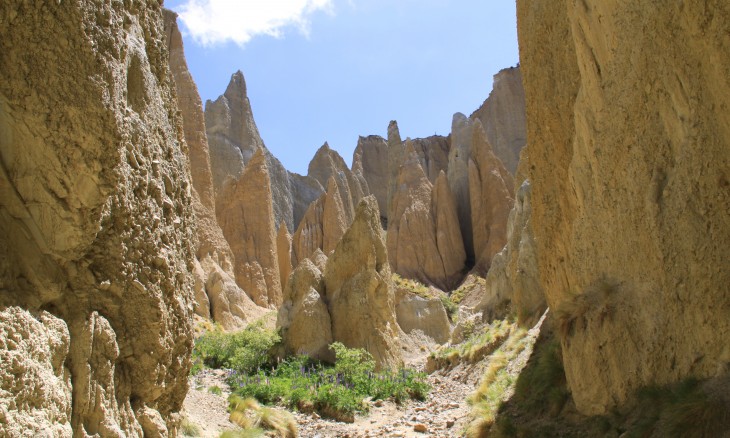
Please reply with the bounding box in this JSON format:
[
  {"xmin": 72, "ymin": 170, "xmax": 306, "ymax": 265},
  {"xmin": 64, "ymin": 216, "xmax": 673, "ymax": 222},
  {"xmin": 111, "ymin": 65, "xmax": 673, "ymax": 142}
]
[
  {"xmin": 308, "ymin": 142, "xmax": 368, "ymax": 224},
  {"xmin": 469, "ymin": 119, "xmax": 515, "ymax": 274},
  {"xmin": 387, "ymin": 144, "xmax": 466, "ymax": 290},
  {"xmin": 352, "ymin": 135, "xmax": 389, "ymax": 219},
  {"xmin": 216, "ymin": 148, "xmax": 282, "ymax": 307},
  {"xmin": 518, "ymin": 0, "xmax": 730, "ymax": 415},
  {"xmin": 277, "ymin": 260, "xmax": 334, "ymax": 362},
  {"xmin": 0, "ymin": 1, "xmax": 195, "ymax": 434},
  {"xmin": 309, "ymin": 248, "xmax": 329, "ymax": 272},
  {"xmin": 203, "ymin": 258, "xmax": 265, "ymax": 331},
  {"xmin": 324, "ymin": 196, "xmax": 402, "ymax": 370},
  {"xmin": 470, "ymin": 66, "xmax": 527, "ymax": 175},
  {"xmin": 0, "ymin": 308, "xmax": 72, "ymax": 437},
  {"xmin": 292, "ymin": 176, "xmax": 347, "ymax": 266},
  {"xmin": 395, "ymin": 293, "xmax": 451, "ymax": 344}
]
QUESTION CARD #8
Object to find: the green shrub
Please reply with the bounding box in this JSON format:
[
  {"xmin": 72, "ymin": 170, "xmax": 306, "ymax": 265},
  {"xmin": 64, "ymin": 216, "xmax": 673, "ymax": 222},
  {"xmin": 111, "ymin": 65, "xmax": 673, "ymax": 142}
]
[
  {"xmin": 209, "ymin": 385, "xmax": 223, "ymax": 396},
  {"xmin": 193, "ymin": 322, "xmax": 280, "ymax": 374},
  {"xmin": 440, "ymin": 296, "xmax": 458, "ymax": 321},
  {"xmin": 228, "ymin": 343, "xmax": 430, "ymax": 422}
]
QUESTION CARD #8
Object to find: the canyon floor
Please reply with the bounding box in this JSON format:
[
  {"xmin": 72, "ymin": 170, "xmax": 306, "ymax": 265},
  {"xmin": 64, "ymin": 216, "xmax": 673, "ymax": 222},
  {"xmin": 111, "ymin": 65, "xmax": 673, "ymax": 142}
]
[{"xmin": 183, "ymin": 340, "xmax": 481, "ymax": 437}]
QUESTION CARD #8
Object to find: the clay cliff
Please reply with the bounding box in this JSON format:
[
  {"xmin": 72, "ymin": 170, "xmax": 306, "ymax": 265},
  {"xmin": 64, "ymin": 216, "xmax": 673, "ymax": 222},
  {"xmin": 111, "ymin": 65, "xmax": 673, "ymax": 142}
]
[
  {"xmin": 468, "ymin": 119, "xmax": 515, "ymax": 274},
  {"xmin": 279, "ymin": 197, "xmax": 402, "ymax": 369},
  {"xmin": 0, "ymin": 2, "xmax": 195, "ymax": 435},
  {"xmin": 164, "ymin": 10, "xmax": 258, "ymax": 330},
  {"xmin": 205, "ymin": 71, "xmax": 323, "ymax": 232},
  {"xmin": 470, "ymin": 66, "xmax": 527, "ymax": 175},
  {"xmin": 216, "ymin": 148, "xmax": 283, "ymax": 308},
  {"xmin": 352, "ymin": 135, "xmax": 389, "ymax": 222},
  {"xmin": 387, "ymin": 144, "xmax": 466, "ymax": 290},
  {"xmin": 517, "ymin": 0, "xmax": 730, "ymax": 415}
]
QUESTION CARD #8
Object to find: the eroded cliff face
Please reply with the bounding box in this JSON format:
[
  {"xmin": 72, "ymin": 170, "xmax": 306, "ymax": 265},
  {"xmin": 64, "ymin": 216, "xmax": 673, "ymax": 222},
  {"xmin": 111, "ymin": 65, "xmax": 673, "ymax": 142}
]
[
  {"xmin": 518, "ymin": 0, "xmax": 730, "ymax": 415},
  {"xmin": 216, "ymin": 148, "xmax": 283, "ymax": 308},
  {"xmin": 0, "ymin": 1, "xmax": 195, "ymax": 435},
  {"xmin": 205, "ymin": 72, "xmax": 323, "ymax": 232},
  {"xmin": 470, "ymin": 67, "xmax": 526, "ymax": 175}
]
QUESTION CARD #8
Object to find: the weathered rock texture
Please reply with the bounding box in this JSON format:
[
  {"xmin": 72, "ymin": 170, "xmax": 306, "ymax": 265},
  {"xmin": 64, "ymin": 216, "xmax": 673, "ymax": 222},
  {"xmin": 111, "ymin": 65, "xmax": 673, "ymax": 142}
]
[
  {"xmin": 468, "ymin": 120, "xmax": 515, "ymax": 273},
  {"xmin": 308, "ymin": 143, "xmax": 368, "ymax": 224},
  {"xmin": 276, "ymin": 260, "xmax": 333, "ymax": 362},
  {"xmin": 352, "ymin": 135, "xmax": 389, "ymax": 220},
  {"xmin": 477, "ymin": 179, "xmax": 545, "ymax": 325},
  {"xmin": 277, "ymin": 223, "xmax": 293, "ymax": 292},
  {"xmin": 205, "ymin": 71, "xmax": 322, "ymax": 231},
  {"xmin": 518, "ymin": 0, "xmax": 730, "ymax": 415},
  {"xmin": 323, "ymin": 197, "xmax": 402, "ymax": 369},
  {"xmin": 216, "ymin": 149, "xmax": 282, "ymax": 308},
  {"xmin": 470, "ymin": 66, "xmax": 527, "ymax": 175},
  {"xmin": 394, "ymin": 292, "xmax": 451, "ymax": 344},
  {"xmin": 447, "ymin": 113, "xmax": 477, "ymax": 262},
  {"xmin": 0, "ymin": 1, "xmax": 195, "ymax": 434},
  {"xmin": 291, "ymin": 176, "xmax": 348, "ymax": 265},
  {"xmin": 165, "ymin": 10, "xmax": 249, "ymax": 328},
  {"xmin": 387, "ymin": 145, "xmax": 466, "ymax": 291},
  {"xmin": 279, "ymin": 197, "xmax": 402, "ymax": 368}
]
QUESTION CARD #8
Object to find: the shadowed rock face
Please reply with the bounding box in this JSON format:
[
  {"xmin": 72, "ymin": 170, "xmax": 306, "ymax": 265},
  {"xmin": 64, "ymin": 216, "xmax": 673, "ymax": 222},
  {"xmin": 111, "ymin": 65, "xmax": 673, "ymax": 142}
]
[
  {"xmin": 518, "ymin": 0, "xmax": 730, "ymax": 415},
  {"xmin": 470, "ymin": 66, "xmax": 527, "ymax": 175},
  {"xmin": 468, "ymin": 119, "xmax": 515, "ymax": 274},
  {"xmin": 353, "ymin": 135, "xmax": 389, "ymax": 220},
  {"xmin": 0, "ymin": 2, "xmax": 195, "ymax": 435}
]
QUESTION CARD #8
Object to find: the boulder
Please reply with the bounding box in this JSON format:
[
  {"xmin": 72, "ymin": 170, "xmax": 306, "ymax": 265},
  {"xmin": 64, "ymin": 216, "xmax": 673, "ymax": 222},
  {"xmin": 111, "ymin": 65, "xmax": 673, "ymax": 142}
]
[
  {"xmin": 277, "ymin": 260, "xmax": 334, "ymax": 362},
  {"xmin": 395, "ymin": 294, "xmax": 451, "ymax": 344}
]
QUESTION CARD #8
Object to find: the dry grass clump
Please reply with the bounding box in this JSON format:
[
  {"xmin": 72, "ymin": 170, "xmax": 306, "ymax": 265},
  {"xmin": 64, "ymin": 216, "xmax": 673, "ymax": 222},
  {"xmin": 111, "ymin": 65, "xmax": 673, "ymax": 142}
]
[
  {"xmin": 228, "ymin": 395, "xmax": 297, "ymax": 438},
  {"xmin": 554, "ymin": 278, "xmax": 618, "ymax": 338},
  {"xmin": 180, "ymin": 417, "xmax": 201, "ymax": 437},
  {"xmin": 466, "ymin": 326, "xmax": 530, "ymax": 437}
]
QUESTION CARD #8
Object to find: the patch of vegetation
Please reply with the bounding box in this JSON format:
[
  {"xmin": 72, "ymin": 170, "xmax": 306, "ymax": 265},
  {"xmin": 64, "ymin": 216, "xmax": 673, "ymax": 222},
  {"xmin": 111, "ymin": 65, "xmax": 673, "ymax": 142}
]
[
  {"xmin": 450, "ymin": 276, "xmax": 485, "ymax": 305},
  {"xmin": 466, "ymin": 326, "xmax": 530, "ymax": 437},
  {"xmin": 429, "ymin": 318, "xmax": 513, "ymax": 369},
  {"xmin": 554, "ymin": 279, "xmax": 617, "ymax": 338},
  {"xmin": 180, "ymin": 417, "xmax": 201, "ymax": 437},
  {"xmin": 219, "ymin": 430, "xmax": 264, "ymax": 438},
  {"xmin": 193, "ymin": 321, "xmax": 281, "ymax": 374},
  {"xmin": 392, "ymin": 273, "xmax": 431, "ymax": 298},
  {"xmin": 440, "ymin": 295, "xmax": 459, "ymax": 321},
  {"xmin": 209, "ymin": 385, "xmax": 223, "ymax": 396},
  {"xmin": 229, "ymin": 396, "xmax": 297, "ymax": 438},
  {"xmin": 511, "ymin": 338, "xmax": 569, "ymax": 416},
  {"xmin": 228, "ymin": 342, "xmax": 429, "ymax": 422}
]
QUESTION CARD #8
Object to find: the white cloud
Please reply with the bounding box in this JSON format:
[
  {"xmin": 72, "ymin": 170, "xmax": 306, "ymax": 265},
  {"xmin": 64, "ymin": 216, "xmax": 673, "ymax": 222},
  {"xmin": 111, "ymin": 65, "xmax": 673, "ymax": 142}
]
[{"xmin": 176, "ymin": 0, "xmax": 334, "ymax": 46}]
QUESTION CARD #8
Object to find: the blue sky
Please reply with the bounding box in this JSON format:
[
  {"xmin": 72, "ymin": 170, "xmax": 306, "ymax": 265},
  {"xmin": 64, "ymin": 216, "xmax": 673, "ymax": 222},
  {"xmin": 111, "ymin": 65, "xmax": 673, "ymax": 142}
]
[{"xmin": 164, "ymin": 0, "xmax": 519, "ymax": 175}]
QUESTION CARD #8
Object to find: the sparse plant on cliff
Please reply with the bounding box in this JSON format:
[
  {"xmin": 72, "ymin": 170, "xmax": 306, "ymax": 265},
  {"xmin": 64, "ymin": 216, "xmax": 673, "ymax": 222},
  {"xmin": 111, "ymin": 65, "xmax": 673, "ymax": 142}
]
[
  {"xmin": 440, "ymin": 295, "xmax": 459, "ymax": 321},
  {"xmin": 392, "ymin": 273, "xmax": 431, "ymax": 298},
  {"xmin": 554, "ymin": 279, "xmax": 618, "ymax": 338}
]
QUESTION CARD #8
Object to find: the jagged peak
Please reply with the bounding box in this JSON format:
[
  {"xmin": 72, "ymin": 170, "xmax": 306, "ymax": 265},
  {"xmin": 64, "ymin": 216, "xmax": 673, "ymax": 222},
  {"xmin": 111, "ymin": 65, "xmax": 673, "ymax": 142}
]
[{"xmin": 224, "ymin": 70, "xmax": 247, "ymax": 100}]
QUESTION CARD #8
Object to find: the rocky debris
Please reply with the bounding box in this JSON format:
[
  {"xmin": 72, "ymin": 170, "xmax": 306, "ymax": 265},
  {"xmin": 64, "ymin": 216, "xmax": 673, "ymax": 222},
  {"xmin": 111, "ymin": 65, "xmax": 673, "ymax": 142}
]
[
  {"xmin": 216, "ymin": 148, "xmax": 282, "ymax": 307},
  {"xmin": 352, "ymin": 135, "xmax": 389, "ymax": 222},
  {"xmin": 308, "ymin": 142, "xmax": 368, "ymax": 224},
  {"xmin": 0, "ymin": 2, "xmax": 195, "ymax": 434},
  {"xmin": 277, "ymin": 223, "xmax": 293, "ymax": 292},
  {"xmin": 292, "ymin": 176, "xmax": 348, "ymax": 266},
  {"xmin": 277, "ymin": 260, "xmax": 334, "ymax": 362},
  {"xmin": 469, "ymin": 119, "xmax": 515, "ymax": 274},
  {"xmin": 387, "ymin": 144, "xmax": 466, "ymax": 290},
  {"xmin": 518, "ymin": 0, "xmax": 730, "ymax": 414},
  {"xmin": 205, "ymin": 71, "xmax": 322, "ymax": 232},
  {"xmin": 324, "ymin": 196, "xmax": 402, "ymax": 370},
  {"xmin": 470, "ymin": 66, "xmax": 527, "ymax": 175}
]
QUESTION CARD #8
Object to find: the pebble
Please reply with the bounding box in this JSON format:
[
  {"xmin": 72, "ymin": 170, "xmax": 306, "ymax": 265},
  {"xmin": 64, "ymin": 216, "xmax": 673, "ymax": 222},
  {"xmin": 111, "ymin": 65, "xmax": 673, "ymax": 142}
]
[
  {"xmin": 414, "ymin": 423, "xmax": 428, "ymax": 433},
  {"xmin": 446, "ymin": 420, "xmax": 455, "ymax": 428}
]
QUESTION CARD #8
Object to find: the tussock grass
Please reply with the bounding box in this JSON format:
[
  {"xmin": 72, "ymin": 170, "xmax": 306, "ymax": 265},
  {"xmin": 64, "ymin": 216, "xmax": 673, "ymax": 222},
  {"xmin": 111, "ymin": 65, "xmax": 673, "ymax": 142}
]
[
  {"xmin": 180, "ymin": 417, "xmax": 201, "ymax": 437},
  {"xmin": 392, "ymin": 273, "xmax": 431, "ymax": 298},
  {"xmin": 466, "ymin": 326, "xmax": 530, "ymax": 437},
  {"xmin": 554, "ymin": 279, "xmax": 617, "ymax": 338},
  {"xmin": 229, "ymin": 395, "xmax": 297, "ymax": 438},
  {"xmin": 429, "ymin": 318, "xmax": 513, "ymax": 370}
]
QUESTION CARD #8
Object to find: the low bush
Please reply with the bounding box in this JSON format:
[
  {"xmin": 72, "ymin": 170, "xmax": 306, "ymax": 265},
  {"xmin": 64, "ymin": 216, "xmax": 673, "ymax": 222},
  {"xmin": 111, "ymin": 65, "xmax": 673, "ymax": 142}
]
[
  {"xmin": 228, "ymin": 342, "xmax": 429, "ymax": 422},
  {"xmin": 193, "ymin": 321, "xmax": 280, "ymax": 374}
]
